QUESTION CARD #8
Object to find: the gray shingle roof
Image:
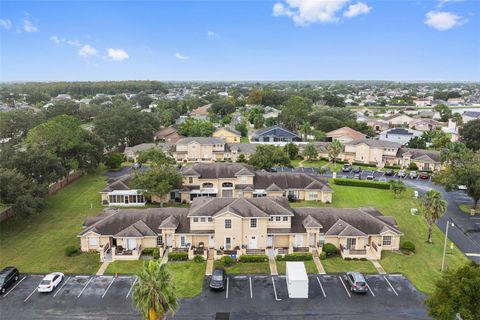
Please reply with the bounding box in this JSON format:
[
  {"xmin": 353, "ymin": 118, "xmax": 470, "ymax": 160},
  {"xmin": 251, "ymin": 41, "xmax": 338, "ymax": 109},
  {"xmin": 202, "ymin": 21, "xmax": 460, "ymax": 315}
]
[
  {"xmin": 226, "ymin": 143, "xmax": 257, "ymax": 154},
  {"xmin": 396, "ymin": 148, "xmax": 440, "ymax": 162},
  {"xmin": 345, "ymin": 138, "xmax": 402, "ymax": 149},
  {"xmin": 181, "ymin": 163, "xmax": 255, "ymax": 179},
  {"xmin": 253, "ymin": 172, "xmax": 331, "ymax": 191},
  {"xmin": 176, "ymin": 137, "xmax": 226, "ymax": 145},
  {"xmin": 252, "ymin": 126, "xmax": 301, "ymax": 139}
]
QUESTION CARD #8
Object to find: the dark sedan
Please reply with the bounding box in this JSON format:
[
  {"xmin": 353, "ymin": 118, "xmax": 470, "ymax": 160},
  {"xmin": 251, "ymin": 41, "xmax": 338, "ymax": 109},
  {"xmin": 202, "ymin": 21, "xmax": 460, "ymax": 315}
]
[
  {"xmin": 384, "ymin": 169, "xmax": 395, "ymax": 176},
  {"xmin": 0, "ymin": 266, "xmax": 19, "ymax": 294},
  {"xmin": 209, "ymin": 268, "xmax": 227, "ymax": 291}
]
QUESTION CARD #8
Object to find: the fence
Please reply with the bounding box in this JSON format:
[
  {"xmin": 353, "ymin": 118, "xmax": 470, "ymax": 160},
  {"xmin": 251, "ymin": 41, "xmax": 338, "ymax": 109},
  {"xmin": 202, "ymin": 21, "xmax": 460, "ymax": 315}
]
[{"xmin": 48, "ymin": 170, "xmax": 85, "ymax": 195}]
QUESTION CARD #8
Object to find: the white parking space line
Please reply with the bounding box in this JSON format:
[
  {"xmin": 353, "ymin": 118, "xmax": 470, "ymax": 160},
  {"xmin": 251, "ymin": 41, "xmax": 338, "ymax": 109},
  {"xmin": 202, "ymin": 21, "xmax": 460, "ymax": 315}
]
[
  {"xmin": 102, "ymin": 277, "xmax": 115, "ymax": 298},
  {"xmin": 4, "ymin": 276, "xmax": 27, "ymax": 297},
  {"xmin": 339, "ymin": 276, "xmax": 351, "ymax": 298},
  {"xmin": 53, "ymin": 276, "xmax": 71, "ymax": 298},
  {"xmin": 77, "ymin": 277, "xmax": 92, "ymax": 298},
  {"xmin": 23, "ymin": 287, "xmax": 37, "ymax": 302},
  {"xmin": 316, "ymin": 277, "xmax": 326, "ymax": 298},
  {"xmin": 271, "ymin": 277, "xmax": 281, "ymax": 301},
  {"xmin": 75, "ymin": 275, "xmax": 90, "ymax": 278},
  {"xmin": 383, "ymin": 276, "xmax": 399, "ymax": 296},
  {"xmin": 249, "ymin": 277, "xmax": 253, "ymax": 299},
  {"xmin": 126, "ymin": 277, "xmax": 137, "ymax": 299},
  {"xmin": 365, "ymin": 280, "xmax": 375, "ymax": 297},
  {"xmin": 225, "ymin": 277, "xmax": 229, "ymax": 299}
]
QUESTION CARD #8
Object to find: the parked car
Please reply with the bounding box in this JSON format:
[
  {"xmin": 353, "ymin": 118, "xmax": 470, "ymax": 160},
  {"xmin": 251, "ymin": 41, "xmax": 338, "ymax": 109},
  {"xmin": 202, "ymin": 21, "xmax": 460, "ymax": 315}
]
[
  {"xmin": 457, "ymin": 185, "xmax": 467, "ymax": 191},
  {"xmin": 38, "ymin": 272, "xmax": 64, "ymax": 293},
  {"xmin": 0, "ymin": 267, "xmax": 19, "ymax": 294},
  {"xmin": 345, "ymin": 272, "xmax": 369, "ymax": 294},
  {"xmin": 384, "ymin": 169, "xmax": 394, "ymax": 176},
  {"xmin": 398, "ymin": 170, "xmax": 407, "ymax": 178},
  {"xmin": 352, "ymin": 166, "xmax": 361, "ymax": 173},
  {"xmin": 409, "ymin": 171, "xmax": 418, "ymax": 179},
  {"xmin": 342, "ymin": 164, "xmax": 352, "ymax": 172},
  {"xmin": 209, "ymin": 268, "xmax": 227, "ymax": 291},
  {"xmin": 419, "ymin": 172, "xmax": 430, "ymax": 180},
  {"xmin": 366, "ymin": 175, "xmax": 375, "ymax": 181}
]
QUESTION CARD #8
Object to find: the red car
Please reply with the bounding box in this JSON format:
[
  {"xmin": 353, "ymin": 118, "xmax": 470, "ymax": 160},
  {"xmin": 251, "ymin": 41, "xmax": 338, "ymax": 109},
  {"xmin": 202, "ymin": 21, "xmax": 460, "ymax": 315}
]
[{"xmin": 419, "ymin": 172, "xmax": 430, "ymax": 180}]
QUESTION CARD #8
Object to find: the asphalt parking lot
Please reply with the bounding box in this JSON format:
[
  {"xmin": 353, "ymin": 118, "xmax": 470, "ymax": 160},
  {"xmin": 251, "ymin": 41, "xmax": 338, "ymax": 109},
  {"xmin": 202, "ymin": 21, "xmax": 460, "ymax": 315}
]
[{"xmin": 0, "ymin": 273, "xmax": 429, "ymax": 319}]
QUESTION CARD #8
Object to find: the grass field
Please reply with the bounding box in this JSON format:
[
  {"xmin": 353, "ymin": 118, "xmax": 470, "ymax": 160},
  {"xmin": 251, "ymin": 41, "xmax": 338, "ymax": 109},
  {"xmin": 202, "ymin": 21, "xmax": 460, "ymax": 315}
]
[
  {"xmin": 105, "ymin": 260, "xmax": 206, "ymax": 298},
  {"xmin": 276, "ymin": 260, "xmax": 318, "ymax": 274},
  {"xmin": 459, "ymin": 204, "xmax": 478, "ymax": 215},
  {"xmin": 291, "ymin": 159, "xmax": 377, "ymax": 172},
  {"xmin": 322, "ymin": 257, "xmax": 377, "ymax": 274},
  {"xmin": 291, "ymin": 184, "xmax": 468, "ymax": 294},
  {"xmin": 0, "ymin": 172, "xmax": 106, "ymax": 274},
  {"xmin": 213, "ymin": 261, "xmax": 270, "ymax": 274}
]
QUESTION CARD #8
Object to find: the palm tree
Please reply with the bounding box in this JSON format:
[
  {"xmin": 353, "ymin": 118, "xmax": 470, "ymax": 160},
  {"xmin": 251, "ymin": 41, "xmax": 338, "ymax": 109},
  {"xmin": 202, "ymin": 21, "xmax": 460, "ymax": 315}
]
[
  {"xmin": 328, "ymin": 139, "xmax": 343, "ymax": 170},
  {"xmin": 422, "ymin": 190, "xmax": 447, "ymax": 244},
  {"xmin": 389, "ymin": 179, "xmax": 406, "ymax": 199},
  {"xmin": 299, "ymin": 122, "xmax": 312, "ymax": 141},
  {"xmin": 132, "ymin": 260, "xmax": 178, "ymax": 320}
]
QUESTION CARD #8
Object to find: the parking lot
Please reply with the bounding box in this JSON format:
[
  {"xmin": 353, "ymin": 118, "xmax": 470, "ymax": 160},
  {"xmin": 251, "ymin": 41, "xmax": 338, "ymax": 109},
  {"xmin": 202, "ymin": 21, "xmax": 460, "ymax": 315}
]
[{"xmin": 0, "ymin": 273, "xmax": 429, "ymax": 319}]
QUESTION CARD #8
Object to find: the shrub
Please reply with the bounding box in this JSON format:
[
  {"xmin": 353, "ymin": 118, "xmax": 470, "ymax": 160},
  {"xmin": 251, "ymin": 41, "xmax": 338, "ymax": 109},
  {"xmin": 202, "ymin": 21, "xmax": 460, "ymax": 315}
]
[
  {"xmin": 193, "ymin": 255, "xmax": 205, "ymax": 262},
  {"xmin": 345, "ymin": 257, "xmax": 352, "ymax": 260},
  {"xmin": 276, "ymin": 255, "xmax": 285, "ymax": 261},
  {"xmin": 239, "ymin": 254, "xmax": 268, "ymax": 263},
  {"xmin": 333, "ymin": 178, "xmax": 390, "ymax": 190},
  {"xmin": 319, "ymin": 251, "xmax": 327, "ymax": 260},
  {"xmin": 65, "ymin": 245, "xmax": 80, "ymax": 257},
  {"xmin": 168, "ymin": 251, "xmax": 188, "ymax": 261},
  {"xmin": 408, "ymin": 162, "xmax": 419, "ymax": 170},
  {"xmin": 142, "ymin": 248, "xmax": 155, "ymax": 255},
  {"xmin": 360, "ymin": 258, "xmax": 367, "ymax": 261},
  {"xmin": 283, "ymin": 253, "xmax": 313, "ymax": 261},
  {"xmin": 323, "ymin": 243, "xmax": 340, "ymax": 256},
  {"xmin": 152, "ymin": 248, "xmax": 160, "ymax": 259},
  {"xmin": 352, "ymin": 162, "xmax": 377, "ymax": 168},
  {"xmin": 401, "ymin": 240, "xmax": 416, "ymax": 253},
  {"xmin": 220, "ymin": 256, "xmax": 234, "ymax": 267},
  {"xmin": 104, "ymin": 153, "xmax": 124, "ymax": 170},
  {"xmin": 384, "ymin": 165, "xmax": 401, "ymax": 170}
]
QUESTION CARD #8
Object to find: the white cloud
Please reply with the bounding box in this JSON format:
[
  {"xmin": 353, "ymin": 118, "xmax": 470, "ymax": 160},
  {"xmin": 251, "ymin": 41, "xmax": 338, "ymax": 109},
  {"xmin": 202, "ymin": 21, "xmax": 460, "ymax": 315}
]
[
  {"xmin": 79, "ymin": 44, "xmax": 98, "ymax": 58},
  {"xmin": 436, "ymin": 0, "xmax": 464, "ymax": 8},
  {"xmin": 50, "ymin": 35, "xmax": 82, "ymax": 47},
  {"xmin": 23, "ymin": 17, "xmax": 37, "ymax": 32},
  {"xmin": 343, "ymin": 2, "xmax": 372, "ymax": 18},
  {"xmin": 425, "ymin": 11, "xmax": 465, "ymax": 30},
  {"xmin": 175, "ymin": 52, "xmax": 190, "ymax": 60},
  {"xmin": 107, "ymin": 48, "xmax": 129, "ymax": 61},
  {"xmin": 207, "ymin": 31, "xmax": 220, "ymax": 38},
  {"xmin": 272, "ymin": 0, "xmax": 351, "ymax": 25},
  {"xmin": 0, "ymin": 19, "xmax": 12, "ymax": 30}
]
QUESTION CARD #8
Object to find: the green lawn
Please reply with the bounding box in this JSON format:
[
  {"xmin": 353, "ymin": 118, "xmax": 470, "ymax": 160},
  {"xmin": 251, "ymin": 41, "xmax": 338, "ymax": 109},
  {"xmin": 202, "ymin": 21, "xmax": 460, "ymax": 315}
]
[
  {"xmin": 0, "ymin": 172, "xmax": 106, "ymax": 274},
  {"xmin": 213, "ymin": 261, "xmax": 270, "ymax": 274},
  {"xmin": 291, "ymin": 185, "xmax": 469, "ymax": 294},
  {"xmin": 276, "ymin": 260, "xmax": 318, "ymax": 274},
  {"xmin": 240, "ymin": 136, "xmax": 249, "ymax": 143},
  {"xmin": 322, "ymin": 257, "xmax": 378, "ymax": 274},
  {"xmin": 291, "ymin": 159, "xmax": 377, "ymax": 173},
  {"xmin": 105, "ymin": 260, "xmax": 206, "ymax": 298},
  {"xmin": 459, "ymin": 204, "xmax": 478, "ymax": 215}
]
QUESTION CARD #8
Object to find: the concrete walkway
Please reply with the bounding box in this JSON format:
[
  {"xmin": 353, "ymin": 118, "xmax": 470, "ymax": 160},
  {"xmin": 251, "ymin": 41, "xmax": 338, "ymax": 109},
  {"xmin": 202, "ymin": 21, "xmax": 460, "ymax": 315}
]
[
  {"xmin": 312, "ymin": 249, "xmax": 326, "ymax": 274},
  {"xmin": 96, "ymin": 261, "xmax": 111, "ymax": 276},
  {"xmin": 205, "ymin": 249, "xmax": 214, "ymax": 276},
  {"xmin": 298, "ymin": 160, "xmax": 305, "ymax": 167},
  {"xmin": 269, "ymin": 259, "xmax": 278, "ymax": 276},
  {"xmin": 371, "ymin": 259, "xmax": 386, "ymax": 274}
]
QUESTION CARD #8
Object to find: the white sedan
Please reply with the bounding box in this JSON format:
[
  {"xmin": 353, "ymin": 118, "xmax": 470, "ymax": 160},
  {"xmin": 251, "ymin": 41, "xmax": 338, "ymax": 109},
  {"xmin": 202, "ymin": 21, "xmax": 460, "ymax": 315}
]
[{"xmin": 38, "ymin": 272, "xmax": 64, "ymax": 293}]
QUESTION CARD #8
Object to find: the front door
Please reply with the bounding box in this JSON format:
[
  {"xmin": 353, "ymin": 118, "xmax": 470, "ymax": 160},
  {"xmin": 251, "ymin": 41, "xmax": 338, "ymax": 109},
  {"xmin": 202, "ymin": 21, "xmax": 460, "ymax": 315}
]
[
  {"xmin": 225, "ymin": 237, "xmax": 232, "ymax": 250},
  {"xmin": 309, "ymin": 233, "xmax": 315, "ymax": 247},
  {"xmin": 209, "ymin": 235, "xmax": 215, "ymax": 248},
  {"xmin": 346, "ymin": 238, "xmax": 356, "ymax": 250},
  {"xmin": 166, "ymin": 234, "xmax": 173, "ymax": 247},
  {"xmin": 266, "ymin": 235, "xmax": 273, "ymax": 247},
  {"xmin": 249, "ymin": 236, "xmax": 257, "ymax": 249},
  {"xmin": 295, "ymin": 234, "xmax": 303, "ymax": 247}
]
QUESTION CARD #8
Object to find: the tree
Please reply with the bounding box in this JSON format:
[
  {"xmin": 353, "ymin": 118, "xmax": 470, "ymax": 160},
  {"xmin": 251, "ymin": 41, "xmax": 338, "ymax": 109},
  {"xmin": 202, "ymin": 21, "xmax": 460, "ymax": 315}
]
[
  {"xmin": 249, "ymin": 145, "xmax": 291, "ymax": 170},
  {"xmin": 459, "ymin": 119, "xmax": 480, "ymax": 151},
  {"xmin": 433, "ymin": 104, "xmax": 452, "ymax": 122},
  {"xmin": 0, "ymin": 109, "xmax": 44, "ymax": 144},
  {"xmin": 178, "ymin": 118, "xmax": 214, "ymax": 137},
  {"xmin": 104, "ymin": 153, "xmax": 124, "ymax": 169},
  {"xmin": 283, "ymin": 143, "xmax": 299, "ymax": 160},
  {"xmin": 234, "ymin": 121, "xmax": 248, "ymax": 137},
  {"xmin": 279, "ymin": 96, "xmax": 310, "ymax": 132},
  {"xmin": 210, "ymin": 98, "xmax": 236, "ymax": 117},
  {"xmin": 132, "ymin": 260, "xmax": 178, "ymax": 320},
  {"xmin": 299, "ymin": 122, "xmax": 312, "ymax": 141},
  {"xmin": 132, "ymin": 92, "xmax": 153, "ymax": 109},
  {"xmin": 302, "ymin": 144, "xmax": 318, "ymax": 161},
  {"xmin": 322, "ymin": 93, "xmax": 345, "ymax": 108},
  {"xmin": 137, "ymin": 148, "xmax": 175, "ymax": 166},
  {"xmin": 389, "ymin": 180, "xmax": 406, "ymax": 199},
  {"xmin": 327, "ymin": 140, "xmax": 343, "ymax": 170},
  {"xmin": 422, "ymin": 190, "xmax": 447, "ymax": 244},
  {"xmin": 407, "ymin": 136, "xmax": 427, "ymax": 149},
  {"xmin": 130, "ymin": 165, "xmax": 182, "ymax": 207},
  {"xmin": 451, "ymin": 112, "xmax": 463, "ymax": 126},
  {"xmin": 247, "ymin": 90, "xmax": 263, "ymax": 105},
  {"xmin": 425, "ymin": 262, "xmax": 480, "ymax": 320}
]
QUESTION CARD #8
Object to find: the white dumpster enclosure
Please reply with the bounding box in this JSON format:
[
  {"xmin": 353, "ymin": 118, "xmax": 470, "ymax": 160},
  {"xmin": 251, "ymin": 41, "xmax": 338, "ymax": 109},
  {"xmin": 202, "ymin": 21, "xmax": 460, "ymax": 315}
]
[{"xmin": 285, "ymin": 261, "xmax": 309, "ymax": 298}]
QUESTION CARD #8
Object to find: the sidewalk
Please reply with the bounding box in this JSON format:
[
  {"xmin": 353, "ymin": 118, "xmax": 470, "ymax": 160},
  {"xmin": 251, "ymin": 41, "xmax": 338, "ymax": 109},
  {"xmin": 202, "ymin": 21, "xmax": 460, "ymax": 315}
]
[
  {"xmin": 269, "ymin": 259, "xmax": 278, "ymax": 276},
  {"xmin": 371, "ymin": 259, "xmax": 386, "ymax": 274},
  {"xmin": 205, "ymin": 249, "xmax": 214, "ymax": 276},
  {"xmin": 96, "ymin": 261, "xmax": 111, "ymax": 276},
  {"xmin": 312, "ymin": 249, "xmax": 326, "ymax": 274}
]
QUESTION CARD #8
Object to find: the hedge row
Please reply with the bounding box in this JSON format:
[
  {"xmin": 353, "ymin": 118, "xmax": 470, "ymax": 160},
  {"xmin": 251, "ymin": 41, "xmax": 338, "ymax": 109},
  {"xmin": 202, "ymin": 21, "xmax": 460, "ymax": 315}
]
[
  {"xmin": 352, "ymin": 162, "xmax": 377, "ymax": 168},
  {"xmin": 384, "ymin": 165, "xmax": 401, "ymax": 170},
  {"xmin": 333, "ymin": 178, "xmax": 390, "ymax": 189},
  {"xmin": 238, "ymin": 254, "xmax": 268, "ymax": 263},
  {"xmin": 276, "ymin": 252, "xmax": 313, "ymax": 261},
  {"xmin": 168, "ymin": 252, "xmax": 188, "ymax": 261}
]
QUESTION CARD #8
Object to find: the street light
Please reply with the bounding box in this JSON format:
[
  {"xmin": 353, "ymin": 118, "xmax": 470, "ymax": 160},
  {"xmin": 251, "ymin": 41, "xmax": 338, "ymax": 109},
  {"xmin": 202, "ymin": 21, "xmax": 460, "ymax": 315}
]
[{"xmin": 441, "ymin": 220, "xmax": 455, "ymax": 272}]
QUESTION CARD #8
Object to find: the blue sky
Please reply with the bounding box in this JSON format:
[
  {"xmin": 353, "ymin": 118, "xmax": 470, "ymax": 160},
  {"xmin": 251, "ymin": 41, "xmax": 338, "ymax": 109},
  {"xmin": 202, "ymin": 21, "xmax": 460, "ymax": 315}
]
[{"xmin": 0, "ymin": 0, "xmax": 479, "ymax": 81}]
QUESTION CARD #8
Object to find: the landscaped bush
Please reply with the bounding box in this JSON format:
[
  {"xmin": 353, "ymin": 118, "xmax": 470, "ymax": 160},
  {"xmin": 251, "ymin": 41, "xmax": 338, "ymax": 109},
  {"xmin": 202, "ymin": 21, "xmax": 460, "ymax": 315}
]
[
  {"xmin": 408, "ymin": 162, "xmax": 419, "ymax": 170},
  {"xmin": 193, "ymin": 255, "xmax": 205, "ymax": 262},
  {"xmin": 239, "ymin": 254, "xmax": 268, "ymax": 263},
  {"xmin": 168, "ymin": 251, "xmax": 188, "ymax": 261},
  {"xmin": 104, "ymin": 153, "xmax": 124, "ymax": 170},
  {"xmin": 319, "ymin": 251, "xmax": 327, "ymax": 260},
  {"xmin": 352, "ymin": 162, "xmax": 377, "ymax": 168},
  {"xmin": 333, "ymin": 178, "xmax": 390, "ymax": 190},
  {"xmin": 384, "ymin": 165, "xmax": 401, "ymax": 170},
  {"xmin": 152, "ymin": 248, "xmax": 160, "ymax": 259},
  {"xmin": 276, "ymin": 255, "xmax": 285, "ymax": 261},
  {"xmin": 142, "ymin": 248, "xmax": 155, "ymax": 255},
  {"xmin": 64, "ymin": 245, "xmax": 80, "ymax": 257},
  {"xmin": 323, "ymin": 243, "xmax": 340, "ymax": 256},
  {"xmin": 401, "ymin": 240, "xmax": 416, "ymax": 253},
  {"xmin": 283, "ymin": 253, "xmax": 313, "ymax": 261},
  {"xmin": 219, "ymin": 256, "xmax": 234, "ymax": 267}
]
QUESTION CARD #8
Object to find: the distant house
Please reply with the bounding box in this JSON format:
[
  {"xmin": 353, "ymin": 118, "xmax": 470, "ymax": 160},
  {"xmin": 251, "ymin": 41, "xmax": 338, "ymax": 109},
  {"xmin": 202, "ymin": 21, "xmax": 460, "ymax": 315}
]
[
  {"xmin": 326, "ymin": 127, "xmax": 366, "ymax": 143},
  {"xmin": 414, "ymin": 98, "xmax": 432, "ymax": 107},
  {"xmin": 251, "ymin": 126, "xmax": 302, "ymax": 144},
  {"xmin": 55, "ymin": 94, "xmax": 72, "ymax": 101},
  {"xmin": 410, "ymin": 118, "xmax": 440, "ymax": 132},
  {"xmin": 383, "ymin": 114, "xmax": 415, "ymax": 127},
  {"xmin": 447, "ymin": 98, "xmax": 464, "ymax": 106},
  {"xmin": 124, "ymin": 143, "xmax": 171, "ymax": 162},
  {"xmin": 212, "ymin": 127, "xmax": 241, "ymax": 143},
  {"xmin": 366, "ymin": 119, "xmax": 389, "ymax": 132},
  {"xmin": 379, "ymin": 128, "xmax": 422, "ymax": 145},
  {"xmin": 173, "ymin": 137, "xmax": 226, "ymax": 162},
  {"xmin": 154, "ymin": 126, "xmax": 184, "ymax": 144},
  {"xmin": 189, "ymin": 105, "xmax": 210, "ymax": 121},
  {"xmin": 462, "ymin": 111, "xmax": 480, "ymax": 123}
]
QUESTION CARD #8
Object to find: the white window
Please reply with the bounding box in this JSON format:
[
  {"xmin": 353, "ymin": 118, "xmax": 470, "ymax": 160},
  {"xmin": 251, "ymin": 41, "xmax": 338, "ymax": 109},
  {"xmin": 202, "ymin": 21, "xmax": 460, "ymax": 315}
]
[
  {"xmin": 208, "ymin": 217, "xmax": 213, "ymax": 222},
  {"xmin": 180, "ymin": 235, "xmax": 186, "ymax": 247},
  {"xmin": 188, "ymin": 177, "xmax": 193, "ymax": 184},
  {"xmin": 241, "ymin": 176, "xmax": 248, "ymax": 183},
  {"xmin": 275, "ymin": 216, "xmax": 281, "ymax": 222},
  {"xmin": 382, "ymin": 236, "xmax": 392, "ymax": 246},
  {"xmin": 88, "ymin": 237, "xmax": 98, "ymax": 247},
  {"xmin": 200, "ymin": 217, "xmax": 206, "ymax": 222},
  {"xmin": 283, "ymin": 216, "xmax": 288, "ymax": 222},
  {"xmin": 225, "ymin": 219, "xmax": 232, "ymax": 229},
  {"xmin": 250, "ymin": 218, "xmax": 257, "ymax": 228},
  {"xmin": 193, "ymin": 217, "xmax": 199, "ymax": 222},
  {"xmin": 309, "ymin": 192, "xmax": 318, "ymax": 198},
  {"xmin": 269, "ymin": 216, "xmax": 273, "ymax": 221},
  {"xmin": 156, "ymin": 235, "xmax": 163, "ymax": 245}
]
